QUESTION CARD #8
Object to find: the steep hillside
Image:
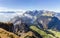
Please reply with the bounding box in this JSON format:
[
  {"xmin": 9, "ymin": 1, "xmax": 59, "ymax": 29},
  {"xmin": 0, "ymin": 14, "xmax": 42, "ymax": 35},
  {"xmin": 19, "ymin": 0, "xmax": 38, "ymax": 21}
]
[{"xmin": 0, "ymin": 28, "xmax": 19, "ymax": 38}]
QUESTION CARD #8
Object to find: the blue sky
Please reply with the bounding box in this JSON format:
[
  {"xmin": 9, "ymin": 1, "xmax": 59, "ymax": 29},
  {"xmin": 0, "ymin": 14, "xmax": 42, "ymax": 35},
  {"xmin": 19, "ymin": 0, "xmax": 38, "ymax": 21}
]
[{"xmin": 0, "ymin": 0, "xmax": 60, "ymax": 12}]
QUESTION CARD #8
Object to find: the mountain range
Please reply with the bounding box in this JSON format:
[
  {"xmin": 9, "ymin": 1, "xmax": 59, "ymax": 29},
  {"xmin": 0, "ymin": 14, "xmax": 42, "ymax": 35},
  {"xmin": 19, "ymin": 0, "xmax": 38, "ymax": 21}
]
[
  {"xmin": 10, "ymin": 10, "xmax": 60, "ymax": 30},
  {"xmin": 0, "ymin": 10, "xmax": 60, "ymax": 38}
]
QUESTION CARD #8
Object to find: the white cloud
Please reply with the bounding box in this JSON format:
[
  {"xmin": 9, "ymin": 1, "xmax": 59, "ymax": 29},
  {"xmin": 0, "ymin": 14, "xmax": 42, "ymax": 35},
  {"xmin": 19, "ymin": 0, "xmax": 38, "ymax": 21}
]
[
  {"xmin": 24, "ymin": 14, "xmax": 33, "ymax": 19},
  {"xmin": 0, "ymin": 7, "xmax": 26, "ymax": 22},
  {"xmin": 0, "ymin": 7, "xmax": 26, "ymax": 17},
  {"xmin": 0, "ymin": 7, "xmax": 7, "ymax": 11}
]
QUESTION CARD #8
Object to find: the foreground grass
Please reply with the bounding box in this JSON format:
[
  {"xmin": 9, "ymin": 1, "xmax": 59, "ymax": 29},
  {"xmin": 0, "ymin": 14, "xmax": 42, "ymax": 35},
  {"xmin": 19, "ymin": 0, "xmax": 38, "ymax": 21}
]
[
  {"xmin": 0, "ymin": 28, "xmax": 19, "ymax": 38},
  {"xmin": 0, "ymin": 28, "xmax": 35, "ymax": 38}
]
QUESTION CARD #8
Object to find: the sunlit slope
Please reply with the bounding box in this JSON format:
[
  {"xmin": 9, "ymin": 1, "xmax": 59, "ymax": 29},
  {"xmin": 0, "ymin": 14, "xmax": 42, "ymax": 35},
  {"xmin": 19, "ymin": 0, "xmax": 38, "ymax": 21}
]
[
  {"xmin": 0, "ymin": 28, "xmax": 19, "ymax": 38},
  {"xmin": 48, "ymin": 30, "xmax": 60, "ymax": 38},
  {"xmin": 29, "ymin": 25, "xmax": 60, "ymax": 38}
]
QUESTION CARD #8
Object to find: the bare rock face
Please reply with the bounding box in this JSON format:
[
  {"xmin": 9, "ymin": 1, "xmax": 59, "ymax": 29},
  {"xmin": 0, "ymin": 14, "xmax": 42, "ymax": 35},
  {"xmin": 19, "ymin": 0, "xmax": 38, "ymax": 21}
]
[
  {"xmin": 13, "ymin": 22, "xmax": 30, "ymax": 36},
  {"xmin": 36, "ymin": 16, "xmax": 52, "ymax": 29}
]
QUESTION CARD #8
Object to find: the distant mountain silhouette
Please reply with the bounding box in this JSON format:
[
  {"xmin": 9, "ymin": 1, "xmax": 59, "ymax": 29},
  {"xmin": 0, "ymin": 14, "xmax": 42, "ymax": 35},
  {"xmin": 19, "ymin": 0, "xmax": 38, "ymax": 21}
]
[{"xmin": 10, "ymin": 10, "xmax": 60, "ymax": 31}]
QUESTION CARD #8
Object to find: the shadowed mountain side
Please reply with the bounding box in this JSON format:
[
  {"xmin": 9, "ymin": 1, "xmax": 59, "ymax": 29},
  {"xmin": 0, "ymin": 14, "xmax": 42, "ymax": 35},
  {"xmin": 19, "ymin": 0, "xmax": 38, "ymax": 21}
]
[
  {"xmin": 0, "ymin": 22, "xmax": 13, "ymax": 32},
  {"xmin": 48, "ymin": 17, "xmax": 60, "ymax": 31},
  {"xmin": 36, "ymin": 16, "xmax": 52, "ymax": 29}
]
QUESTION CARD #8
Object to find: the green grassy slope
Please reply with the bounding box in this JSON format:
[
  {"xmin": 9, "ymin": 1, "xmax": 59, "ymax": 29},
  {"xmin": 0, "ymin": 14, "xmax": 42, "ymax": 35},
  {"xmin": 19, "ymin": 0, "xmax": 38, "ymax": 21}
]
[
  {"xmin": 30, "ymin": 26, "xmax": 56, "ymax": 38},
  {"xmin": 48, "ymin": 30, "xmax": 60, "ymax": 38}
]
